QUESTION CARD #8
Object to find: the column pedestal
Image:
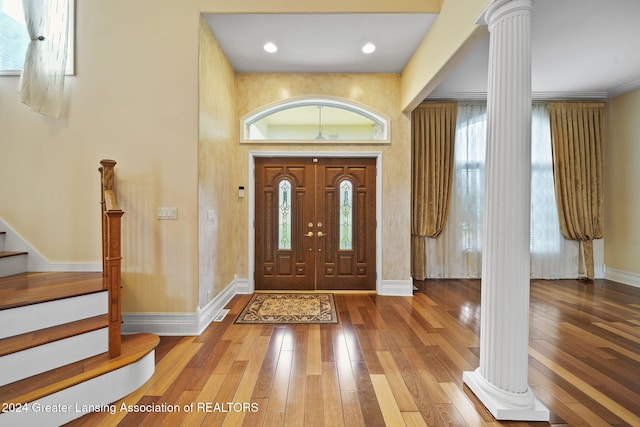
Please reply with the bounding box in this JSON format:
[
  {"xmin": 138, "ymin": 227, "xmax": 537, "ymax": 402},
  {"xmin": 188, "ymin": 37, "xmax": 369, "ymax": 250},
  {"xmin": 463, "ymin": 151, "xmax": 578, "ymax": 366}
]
[
  {"xmin": 463, "ymin": 0, "xmax": 549, "ymax": 421},
  {"xmin": 463, "ymin": 369, "xmax": 549, "ymax": 421}
]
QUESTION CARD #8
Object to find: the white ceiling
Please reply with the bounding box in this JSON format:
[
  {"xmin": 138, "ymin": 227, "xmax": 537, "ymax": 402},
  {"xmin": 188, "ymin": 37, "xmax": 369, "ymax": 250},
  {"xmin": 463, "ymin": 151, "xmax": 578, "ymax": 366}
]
[
  {"xmin": 204, "ymin": 0, "xmax": 640, "ymax": 101},
  {"xmin": 204, "ymin": 13, "xmax": 437, "ymax": 73}
]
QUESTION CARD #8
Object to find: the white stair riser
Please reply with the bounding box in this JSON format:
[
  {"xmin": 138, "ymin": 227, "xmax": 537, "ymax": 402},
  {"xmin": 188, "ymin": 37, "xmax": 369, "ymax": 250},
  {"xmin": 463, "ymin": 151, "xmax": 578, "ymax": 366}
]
[
  {"xmin": 0, "ymin": 350, "xmax": 156, "ymax": 427},
  {"xmin": 0, "ymin": 328, "xmax": 109, "ymax": 387},
  {"xmin": 0, "ymin": 291, "xmax": 108, "ymax": 339},
  {"xmin": 0, "ymin": 254, "xmax": 27, "ymax": 278},
  {"xmin": 0, "ymin": 233, "xmax": 5, "ymax": 251}
]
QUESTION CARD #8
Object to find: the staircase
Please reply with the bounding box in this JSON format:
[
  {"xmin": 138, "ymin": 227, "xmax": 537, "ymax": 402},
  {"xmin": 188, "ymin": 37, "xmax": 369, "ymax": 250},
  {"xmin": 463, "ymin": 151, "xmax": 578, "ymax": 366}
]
[
  {"xmin": 0, "ymin": 231, "xmax": 28, "ymax": 278},
  {"xmin": 0, "ymin": 160, "xmax": 159, "ymax": 426}
]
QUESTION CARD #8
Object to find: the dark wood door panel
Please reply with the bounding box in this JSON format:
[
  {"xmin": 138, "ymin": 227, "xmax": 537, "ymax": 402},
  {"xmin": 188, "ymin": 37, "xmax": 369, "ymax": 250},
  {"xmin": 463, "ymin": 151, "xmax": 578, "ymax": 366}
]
[
  {"xmin": 316, "ymin": 158, "xmax": 376, "ymax": 290},
  {"xmin": 255, "ymin": 157, "xmax": 376, "ymax": 291},
  {"xmin": 255, "ymin": 158, "xmax": 315, "ymax": 290}
]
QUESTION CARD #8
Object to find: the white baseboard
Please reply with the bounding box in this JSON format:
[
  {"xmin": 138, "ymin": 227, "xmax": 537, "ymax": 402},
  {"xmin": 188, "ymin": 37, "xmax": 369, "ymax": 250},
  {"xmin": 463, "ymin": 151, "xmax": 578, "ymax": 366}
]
[
  {"xmin": 234, "ymin": 277, "xmax": 252, "ymax": 294},
  {"xmin": 594, "ymin": 264, "xmax": 605, "ymax": 279},
  {"xmin": 604, "ymin": 267, "xmax": 640, "ymax": 289},
  {"xmin": 121, "ymin": 277, "xmax": 244, "ymax": 336},
  {"xmin": 121, "ymin": 276, "xmax": 413, "ymax": 335},
  {"xmin": 378, "ymin": 279, "xmax": 414, "ymax": 296}
]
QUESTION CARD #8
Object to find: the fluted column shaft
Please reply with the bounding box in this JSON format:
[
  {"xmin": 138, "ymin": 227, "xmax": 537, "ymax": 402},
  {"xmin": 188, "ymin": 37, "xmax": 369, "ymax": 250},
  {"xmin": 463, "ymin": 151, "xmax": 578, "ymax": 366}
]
[
  {"xmin": 463, "ymin": 0, "xmax": 549, "ymax": 420},
  {"xmin": 482, "ymin": 0, "xmax": 532, "ymax": 392}
]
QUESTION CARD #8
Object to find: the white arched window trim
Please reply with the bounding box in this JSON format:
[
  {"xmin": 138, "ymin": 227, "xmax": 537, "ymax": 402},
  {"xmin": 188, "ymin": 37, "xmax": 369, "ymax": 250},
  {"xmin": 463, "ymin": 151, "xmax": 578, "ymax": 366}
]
[{"xmin": 240, "ymin": 96, "xmax": 390, "ymax": 144}]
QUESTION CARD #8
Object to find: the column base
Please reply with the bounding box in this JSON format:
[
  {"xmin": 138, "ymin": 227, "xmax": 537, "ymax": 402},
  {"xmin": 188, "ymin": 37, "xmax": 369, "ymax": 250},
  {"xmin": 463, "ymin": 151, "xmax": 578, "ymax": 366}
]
[{"xmin": 463, "ymin": 369, "xmax": 549, "ymax": 421}]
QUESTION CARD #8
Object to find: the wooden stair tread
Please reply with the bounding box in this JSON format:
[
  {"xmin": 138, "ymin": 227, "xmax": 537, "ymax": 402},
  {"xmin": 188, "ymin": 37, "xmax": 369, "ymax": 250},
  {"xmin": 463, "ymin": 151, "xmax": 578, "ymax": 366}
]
[
  {"xmin": 0, "ymin": 314, "xmax": 109, "ymax": 358},
  {"xmin": 0, "ymin": 251, "xmax": 28, "ymax": 258},
  {"xmin": 0, "ymin": 272, "xmax": 104, "ymax": 310},
  {"xmin": 0, "ymin": 333, "xmax": 160, "ymax": 406}
]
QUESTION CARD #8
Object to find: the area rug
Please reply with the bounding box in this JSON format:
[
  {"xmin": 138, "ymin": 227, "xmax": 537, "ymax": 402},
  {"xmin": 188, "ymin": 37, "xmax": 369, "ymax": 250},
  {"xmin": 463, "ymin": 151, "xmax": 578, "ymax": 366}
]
[{"xmin": 235, "ymin": 293, "xmax": 338, "ymax": 324}]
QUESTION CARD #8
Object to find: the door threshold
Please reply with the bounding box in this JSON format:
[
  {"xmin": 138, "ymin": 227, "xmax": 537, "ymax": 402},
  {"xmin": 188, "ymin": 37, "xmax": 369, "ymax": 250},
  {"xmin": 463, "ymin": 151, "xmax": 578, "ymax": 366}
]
[{"xmin": 254, "ymin": 290, "xmax": 376, "ymax": 294}]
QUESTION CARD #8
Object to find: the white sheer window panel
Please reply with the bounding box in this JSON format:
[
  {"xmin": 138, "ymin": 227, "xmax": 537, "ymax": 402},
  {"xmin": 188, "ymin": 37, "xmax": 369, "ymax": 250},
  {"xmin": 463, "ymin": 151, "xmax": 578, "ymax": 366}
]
[
  {"xmin": 530, "ymin": 103, "xmax": 579, "ymax": 278},
  {"xmin": 424, "ymin": 103, "xmax": 579, "ymax": 279},
  {"xmin": 19, "ymin": 0, "xmax": 70, "ymax": 117}
]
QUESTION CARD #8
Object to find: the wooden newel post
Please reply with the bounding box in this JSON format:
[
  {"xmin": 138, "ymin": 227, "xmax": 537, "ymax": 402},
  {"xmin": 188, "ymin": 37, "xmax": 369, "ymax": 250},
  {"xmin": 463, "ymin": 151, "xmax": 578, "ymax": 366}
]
[
  {"xmin": 106, "ymin": 210, "xmax": 124, "ymax": 357},
  {"xmin": 99, "ymin": 159, "xmax": 123, "ymax": 358}
]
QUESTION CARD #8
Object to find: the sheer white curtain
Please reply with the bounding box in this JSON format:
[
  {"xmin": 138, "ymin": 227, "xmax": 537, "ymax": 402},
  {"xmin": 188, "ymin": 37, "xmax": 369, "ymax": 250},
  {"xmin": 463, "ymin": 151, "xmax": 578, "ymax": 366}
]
[
  {"xmin": 424, "ymin": 103, "xmax": 579, "ymax": 279},
  {"xmin": 425, "ymin": 104, "xmax": 486, "ymax": 278},
  {"xmin": 20, "ymin": 0, "xmax": 69, "ymax": 117},
  {"xmin": 530, "ymin": 103, "xmax": 579, "ymax": 278}
]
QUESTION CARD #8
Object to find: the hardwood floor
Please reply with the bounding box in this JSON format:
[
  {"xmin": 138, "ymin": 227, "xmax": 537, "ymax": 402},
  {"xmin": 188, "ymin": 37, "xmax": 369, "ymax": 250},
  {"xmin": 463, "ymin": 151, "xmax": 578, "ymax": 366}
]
[
  {"xmin": 65, "ymin": 279, "xmax": 640, "ymax": 426},
  {"xmin": 0, "ymin": 272, "xmax": 103, "ymax": 310}
]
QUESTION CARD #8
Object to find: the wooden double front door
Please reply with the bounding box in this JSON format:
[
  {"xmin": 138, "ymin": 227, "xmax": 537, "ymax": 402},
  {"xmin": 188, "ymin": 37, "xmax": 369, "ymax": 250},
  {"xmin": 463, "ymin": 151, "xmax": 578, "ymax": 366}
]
[{"xmin": 255, "ymin": 157, "xmax": 376, "ymax": 291}]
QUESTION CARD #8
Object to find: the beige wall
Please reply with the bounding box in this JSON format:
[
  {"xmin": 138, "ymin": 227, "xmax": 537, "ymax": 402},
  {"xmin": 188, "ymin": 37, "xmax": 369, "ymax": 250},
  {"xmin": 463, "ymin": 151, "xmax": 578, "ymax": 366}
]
[
  {"xmin": 0, "ymin": 0, "xmax": 496, "ymax": 316},
  {"xmin": 0, "ymin": 0, "xmax": 201, "ymax": 313},
  {"xmin": 605, "ymin": 89, "xmax": 640, "ymax": 276},
  {"xmin": 198, "ymin": 18, "xmax": 239, "ymax": 308},
  {"xmin": 235, "ymin": 73, "xmax": 412, "ymax": 281}
]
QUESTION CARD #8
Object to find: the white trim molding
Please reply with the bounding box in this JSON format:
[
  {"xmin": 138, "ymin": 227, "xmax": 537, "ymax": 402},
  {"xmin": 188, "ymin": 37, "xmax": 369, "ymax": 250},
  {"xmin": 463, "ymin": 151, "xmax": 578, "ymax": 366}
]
[
  {"xmin": 609, "ymin": 79, "xmax": 640, "ymax": 98},
  {"xmin": 378, "ymin": 279, "xmax": 413, "ymax": 296},
  {"xmin": 427, "ymin": 91, "xmax": 609, "ymax": 101},
  {"xmin": 247, "ymin": 150, "xmax": 384, "ymax": 295},
  {"xmin": 240, "ymin": 96, "xmax": 391, "ymax": 144},
  {"xmin": 605, "ymin": 266, "xmax": 640, "ymax": 289},
  {"xmin": 122, "ymin": 277, "xmax": 246, "ymax": 336}
]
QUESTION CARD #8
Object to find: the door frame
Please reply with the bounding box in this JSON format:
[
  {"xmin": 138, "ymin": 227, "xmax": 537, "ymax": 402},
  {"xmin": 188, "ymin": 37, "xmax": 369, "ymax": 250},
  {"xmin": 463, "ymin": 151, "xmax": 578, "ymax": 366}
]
[{"xmin": 247, "ymin": 150, "xmax": 383, "ymax": 294}]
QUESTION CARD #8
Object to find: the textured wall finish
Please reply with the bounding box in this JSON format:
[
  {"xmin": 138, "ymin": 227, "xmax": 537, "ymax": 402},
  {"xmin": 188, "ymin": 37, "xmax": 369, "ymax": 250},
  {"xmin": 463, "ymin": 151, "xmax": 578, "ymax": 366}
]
[{"xmin": 235, "ymin": 73, "xmax": 411, "ymax": 282}]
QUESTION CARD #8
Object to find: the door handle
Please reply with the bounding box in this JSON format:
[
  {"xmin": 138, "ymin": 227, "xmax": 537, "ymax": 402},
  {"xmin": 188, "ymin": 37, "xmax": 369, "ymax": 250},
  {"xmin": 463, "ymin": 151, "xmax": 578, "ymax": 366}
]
[
  {"xmin": 305, "ymin": 231, "xmax": 314, "ymax": 237},
  {"xmin": 317, "ymin": 231, "xmax": 326, "ymax": 237}
]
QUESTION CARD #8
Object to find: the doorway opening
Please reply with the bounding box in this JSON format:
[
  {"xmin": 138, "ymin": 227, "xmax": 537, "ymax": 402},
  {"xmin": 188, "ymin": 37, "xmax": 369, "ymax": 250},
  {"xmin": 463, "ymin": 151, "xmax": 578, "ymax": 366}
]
[{"xmin": 247, "ymin": 151, "xmax": 382, "ymax": 293}]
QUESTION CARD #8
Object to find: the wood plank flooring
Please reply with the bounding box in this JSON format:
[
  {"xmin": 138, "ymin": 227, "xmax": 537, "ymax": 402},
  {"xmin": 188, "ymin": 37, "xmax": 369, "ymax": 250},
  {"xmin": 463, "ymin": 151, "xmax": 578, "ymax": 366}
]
[
  {"xmin": 65, "ymin": 279, "xmax": 640, "ymax": 426},
  {"xmin": 0, "ymin": 272, "xmax": 104, "ymax": 310}
]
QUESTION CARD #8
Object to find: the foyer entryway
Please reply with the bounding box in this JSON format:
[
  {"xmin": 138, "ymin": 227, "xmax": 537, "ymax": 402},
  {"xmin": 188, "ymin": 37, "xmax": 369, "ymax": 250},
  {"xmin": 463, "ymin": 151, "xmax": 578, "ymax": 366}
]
[{"xmin": 254, "ymin": 157, "xmax": 376, "ymax": 291}]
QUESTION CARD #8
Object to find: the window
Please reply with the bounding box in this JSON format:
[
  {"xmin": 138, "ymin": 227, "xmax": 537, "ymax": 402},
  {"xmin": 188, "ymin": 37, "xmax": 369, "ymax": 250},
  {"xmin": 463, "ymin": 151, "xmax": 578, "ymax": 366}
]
[
  {"xmin": 423, "ymin": 103, "xmax": 579, "ymax": 279},
  {"xmin": 338, "ymin": 179, "xmax": 353, "ymax": 250},
  {"xmin": 455, "ymin": 105, "xmax": 486, "ymax": 255},
  {"xmin": 278, "ymin": 179, "xmax": 292, "ymax": 250},
  {"xmin": 241, "ymin": 98, "xmax": 389, "ymax": 143},
  {"xmin": 0, "ymin": 0, "xmax": 29, "ymax": 72},
  {"xmin": 0, "ymin": 0, "xmax": 74, "ymax": 75}
]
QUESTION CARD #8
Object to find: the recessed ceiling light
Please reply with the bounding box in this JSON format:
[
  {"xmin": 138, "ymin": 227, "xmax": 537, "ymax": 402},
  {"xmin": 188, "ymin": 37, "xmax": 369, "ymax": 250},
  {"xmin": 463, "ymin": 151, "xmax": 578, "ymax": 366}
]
[
  {"xmin": 263, "ymin": 42, "xmax": 278, "ymax": 53},
  {"xmin": 362, "ymin": 43, "xmax": 376, "ymax": 54}
]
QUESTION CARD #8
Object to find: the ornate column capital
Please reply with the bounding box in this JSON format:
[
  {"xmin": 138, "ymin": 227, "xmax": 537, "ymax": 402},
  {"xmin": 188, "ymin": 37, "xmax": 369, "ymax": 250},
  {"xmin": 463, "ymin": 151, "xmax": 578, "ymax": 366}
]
[{"xmin": 478, "ymin": 0, "xmax": 533, "ymax": 26}]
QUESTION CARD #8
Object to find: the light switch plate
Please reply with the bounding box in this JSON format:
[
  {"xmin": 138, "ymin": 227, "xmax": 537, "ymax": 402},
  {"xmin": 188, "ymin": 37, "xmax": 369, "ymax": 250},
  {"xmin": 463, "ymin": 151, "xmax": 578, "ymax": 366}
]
[{"xmin": 157, "ymin": 207, "xmax": 178, "ymax": 220}]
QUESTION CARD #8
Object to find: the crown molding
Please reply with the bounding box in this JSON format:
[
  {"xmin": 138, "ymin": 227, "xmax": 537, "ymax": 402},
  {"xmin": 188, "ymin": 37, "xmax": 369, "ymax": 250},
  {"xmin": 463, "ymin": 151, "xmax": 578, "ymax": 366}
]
[
  {"xmin": 608, "ymin": 79, "xmax": 640, "ymax": 98},
  {"xmin": 427, "ymin": 91, "xmax": 609, "ymax": 102}
]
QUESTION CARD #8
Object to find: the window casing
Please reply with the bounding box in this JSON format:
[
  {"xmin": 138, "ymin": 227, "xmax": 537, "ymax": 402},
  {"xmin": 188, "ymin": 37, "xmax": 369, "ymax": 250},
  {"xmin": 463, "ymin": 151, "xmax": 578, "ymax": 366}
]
[{"xmin": 241, "ymin": 97, "xmax": 389, "ymax": 144}]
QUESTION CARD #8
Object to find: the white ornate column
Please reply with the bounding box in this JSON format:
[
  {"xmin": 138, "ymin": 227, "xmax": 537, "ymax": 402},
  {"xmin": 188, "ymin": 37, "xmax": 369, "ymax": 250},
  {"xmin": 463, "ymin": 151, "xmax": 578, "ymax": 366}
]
[{"xmin": 462, "ymin": 0, "xmax": 549, "ymax": 421}]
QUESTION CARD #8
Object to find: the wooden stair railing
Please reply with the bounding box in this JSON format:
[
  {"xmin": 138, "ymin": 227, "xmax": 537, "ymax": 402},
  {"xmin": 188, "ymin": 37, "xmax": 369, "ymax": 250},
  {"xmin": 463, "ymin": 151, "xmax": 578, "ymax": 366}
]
[{"xmin": 99, "ymin": 159, "xmax": 124, "ymax": 358}]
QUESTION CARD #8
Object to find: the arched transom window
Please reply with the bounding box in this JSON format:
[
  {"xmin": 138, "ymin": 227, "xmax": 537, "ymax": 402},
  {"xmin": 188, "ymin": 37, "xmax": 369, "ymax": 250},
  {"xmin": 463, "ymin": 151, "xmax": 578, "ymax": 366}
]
[{"xmin": 242, "ymin": 98, "xmax": 389, "ymax": 143}]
